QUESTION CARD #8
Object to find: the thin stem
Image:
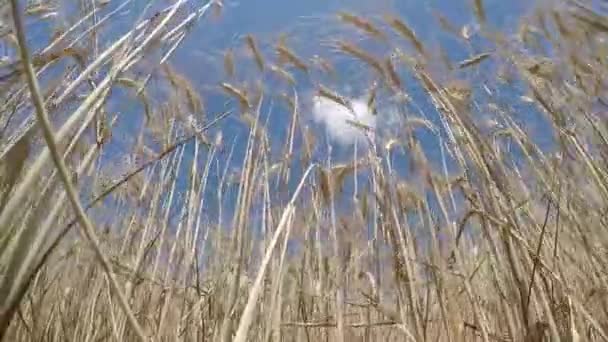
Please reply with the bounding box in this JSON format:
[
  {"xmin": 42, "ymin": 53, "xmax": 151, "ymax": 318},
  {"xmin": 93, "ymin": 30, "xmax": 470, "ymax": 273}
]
[{"xmin": 9, "ymin": 1, "xmax": 148, "ymax": 340}]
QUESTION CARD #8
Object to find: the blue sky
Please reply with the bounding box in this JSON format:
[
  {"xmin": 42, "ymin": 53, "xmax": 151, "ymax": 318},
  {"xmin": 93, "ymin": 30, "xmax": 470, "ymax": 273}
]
[
  {"xmin": 151, "ymin": 0, "xmax": 539, "ymax": 227},
  {"xmin": 169, "ymin": 0, "xmax": 532, "ymax": 152},
  {"xmin": 7, "ymin": 0, "xmax": 545, "ymax": 230}
]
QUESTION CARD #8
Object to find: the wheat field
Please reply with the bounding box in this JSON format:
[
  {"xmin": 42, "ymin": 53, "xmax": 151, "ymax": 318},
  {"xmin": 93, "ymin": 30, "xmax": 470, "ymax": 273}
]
[{"xmin": 0, "ymin": 0, "xmax": 607, "ymax": 341}]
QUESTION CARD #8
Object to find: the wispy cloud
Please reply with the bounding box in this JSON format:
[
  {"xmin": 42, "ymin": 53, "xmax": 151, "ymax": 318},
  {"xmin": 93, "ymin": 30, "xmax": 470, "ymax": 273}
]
[{"xmin": 311, "ymin": 95, "xmax": 376, "ymax": 147}]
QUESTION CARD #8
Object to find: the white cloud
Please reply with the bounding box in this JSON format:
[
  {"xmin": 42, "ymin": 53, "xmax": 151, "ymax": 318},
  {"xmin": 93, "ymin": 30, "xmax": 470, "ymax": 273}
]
[{"xmin": 311, "ymin": 95, "xmax": 376, "ymax": 147}]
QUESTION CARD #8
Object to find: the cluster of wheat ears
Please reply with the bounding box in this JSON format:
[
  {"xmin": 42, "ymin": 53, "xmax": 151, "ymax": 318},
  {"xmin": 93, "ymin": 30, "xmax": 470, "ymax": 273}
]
[{"xmin": 0, "ymin": 0, "xmax": 608, "ymax": 341}]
